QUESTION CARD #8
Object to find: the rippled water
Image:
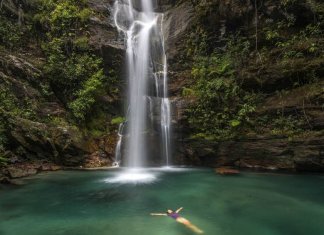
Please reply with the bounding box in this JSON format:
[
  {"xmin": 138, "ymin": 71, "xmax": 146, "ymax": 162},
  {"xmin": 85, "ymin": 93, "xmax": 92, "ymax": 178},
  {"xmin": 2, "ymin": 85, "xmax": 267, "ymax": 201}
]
[{"xmin": 0, "ymin": 168, "xmax": 324, "ymax": 235}]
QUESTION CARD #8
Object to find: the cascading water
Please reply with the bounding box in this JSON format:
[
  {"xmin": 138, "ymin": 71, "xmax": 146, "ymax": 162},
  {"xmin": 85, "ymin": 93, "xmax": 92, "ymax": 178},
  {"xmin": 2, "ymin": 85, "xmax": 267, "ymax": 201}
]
[
  {"xmin": 113, "ymin": 122, "xmax": 125, "ymax": 167},
  {"xmin": 113, "ymin": 0, "xmax": 171, "ymax": 168}
]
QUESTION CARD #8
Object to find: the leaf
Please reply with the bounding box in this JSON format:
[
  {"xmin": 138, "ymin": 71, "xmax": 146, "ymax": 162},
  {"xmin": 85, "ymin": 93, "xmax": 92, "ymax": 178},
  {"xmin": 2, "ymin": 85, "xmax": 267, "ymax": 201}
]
[{"xmin": 230, "ymin": 120, "xmax": 241, "ymax": 127}]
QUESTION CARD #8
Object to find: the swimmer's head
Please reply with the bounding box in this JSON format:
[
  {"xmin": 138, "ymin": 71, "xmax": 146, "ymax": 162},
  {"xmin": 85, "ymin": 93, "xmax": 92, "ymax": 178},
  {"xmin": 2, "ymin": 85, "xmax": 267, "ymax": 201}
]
[{"xmin": 167, "ymin": 209, "xmax": 173, "ymax": 214}]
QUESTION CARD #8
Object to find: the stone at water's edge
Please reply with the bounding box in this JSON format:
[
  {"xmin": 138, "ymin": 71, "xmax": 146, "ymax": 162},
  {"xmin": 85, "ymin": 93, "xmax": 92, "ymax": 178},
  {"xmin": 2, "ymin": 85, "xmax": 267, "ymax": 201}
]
[
  {"xmin": 174, "ymin": 134, "xmax": 324, "ymax": 172},
  {"xmin": 7, "ymin": 167, "xmax": 37, "ymax": 179},
  {"xmin": 215, "ymin": 167, "xmax": 240, "ymax": 175},
  {"xmin": 3, "ymin": 162, "xmax": 63, "ymax": 179}
]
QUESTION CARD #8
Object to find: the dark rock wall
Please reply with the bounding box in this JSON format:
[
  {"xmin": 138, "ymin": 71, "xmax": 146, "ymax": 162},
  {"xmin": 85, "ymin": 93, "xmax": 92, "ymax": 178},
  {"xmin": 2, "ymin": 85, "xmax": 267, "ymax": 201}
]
[
  {"xmin": 0, "ymin": 0, "xmax": 323, "ymax": 176},
  {"xmin": 0, "ymin": 0, "xmax": 121, "ymax": 175},
  {"xmin": 160, "ymin": 0, "xmax": 324, "ymax": 171}
]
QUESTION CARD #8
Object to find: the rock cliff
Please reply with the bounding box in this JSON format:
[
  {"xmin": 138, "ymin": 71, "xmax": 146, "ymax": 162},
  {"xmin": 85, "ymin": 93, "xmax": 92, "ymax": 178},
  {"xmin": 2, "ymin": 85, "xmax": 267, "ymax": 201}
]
[
  {"xmin": 162, "ymin": 0, "xmax": 324, "ymax": 171},
  {"xmin": 0, "ymin": 0, "xmax": 323, "ymax": 180}
]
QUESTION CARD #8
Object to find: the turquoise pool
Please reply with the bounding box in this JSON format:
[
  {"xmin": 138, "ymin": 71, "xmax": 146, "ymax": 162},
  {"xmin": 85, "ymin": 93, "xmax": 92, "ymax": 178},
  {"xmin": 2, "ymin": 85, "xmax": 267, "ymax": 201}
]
[{"xmin": 0, "ymin": 168, "xmax": 324, "ymax": 235}]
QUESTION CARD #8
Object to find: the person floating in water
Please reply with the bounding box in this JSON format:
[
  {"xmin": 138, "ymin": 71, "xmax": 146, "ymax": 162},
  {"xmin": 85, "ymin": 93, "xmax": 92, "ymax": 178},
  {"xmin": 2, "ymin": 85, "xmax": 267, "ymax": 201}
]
[{"xmin": 151, "ymin": 207, "xmax": 204, "ymax": 234}]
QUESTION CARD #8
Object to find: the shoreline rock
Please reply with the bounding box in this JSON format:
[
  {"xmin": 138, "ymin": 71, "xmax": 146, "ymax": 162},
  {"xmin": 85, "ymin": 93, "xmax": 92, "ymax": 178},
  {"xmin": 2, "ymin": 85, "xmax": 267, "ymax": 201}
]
[
  {"xmin": 1, "ymin": 162, "xmax": 63, "ymax": 182},
  {"xmin": 215, "ymin": 167, "xmax": 240, "ymax": 175}
]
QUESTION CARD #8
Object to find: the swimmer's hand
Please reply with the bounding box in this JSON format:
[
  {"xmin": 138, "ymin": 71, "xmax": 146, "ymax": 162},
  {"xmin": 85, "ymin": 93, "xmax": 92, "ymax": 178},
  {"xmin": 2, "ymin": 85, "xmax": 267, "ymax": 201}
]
[
  {"xmin": 151, "ymin": 213, "xmax": 167, "ymax": 216},
  {"xmin": 176, "ymin": 207, "xmax": 183, "ymax": 213}
]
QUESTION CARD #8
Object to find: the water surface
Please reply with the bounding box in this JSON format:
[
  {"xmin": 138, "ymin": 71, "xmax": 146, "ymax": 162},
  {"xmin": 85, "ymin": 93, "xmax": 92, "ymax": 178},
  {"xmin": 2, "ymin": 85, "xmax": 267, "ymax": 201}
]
[{"xmin": 0, "ymin": 168, "xmax": 324, "ymax": 235}]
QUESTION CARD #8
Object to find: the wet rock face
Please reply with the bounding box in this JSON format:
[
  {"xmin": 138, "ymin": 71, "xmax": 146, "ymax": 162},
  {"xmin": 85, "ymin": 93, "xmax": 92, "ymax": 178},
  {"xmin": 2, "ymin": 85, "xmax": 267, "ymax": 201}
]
[
  {"xmin": 174, "ymin": 135, "xmax": 324, "ymax": 172},
  {"xmin": 0, "ymin": 0, "xmax": 320, "ymax": 174},
  {"xmin": 171, "ymin": 91, "xmax": 324, "ymax": 172},
  {"xmin": 5, "ymin": 116, "xmax": 116, "ymax": 168},
  {"xmin": 158, "ymin": 0, "xmax": 324, "ymax": 172},
  {"xmin": 8, "ymin": 117, "xmax": 88, "ymax": 165},
  {"xmin": 163, "ymin": 2, "xmax": 194, "ymax": 60},
  {"xmin": 88, "ymin": 0, "xmax": 125, "ymax": 75},
  {"xmin": 0, "ymin": 54, "xmax": 114, "ymax": 171},
  {"xmin": 88, "ymin": 0, "xmax": 123, "ymax": 50}
]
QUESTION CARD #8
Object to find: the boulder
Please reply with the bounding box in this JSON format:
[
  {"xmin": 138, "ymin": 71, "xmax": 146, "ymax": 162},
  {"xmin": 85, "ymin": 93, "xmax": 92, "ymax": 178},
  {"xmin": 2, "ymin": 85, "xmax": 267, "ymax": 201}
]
[
  {"xmin": 40, "ymin": 163, "xmax": 62, "ymax": 171},
  {"xmin": 83, "ymin": 151, "xmax": 112, "ymax": 168},
  {"xmin": 6, "ymin": 167, "xmax": 38, "ymax": 179},
  {"xmin": 215, "ymin": 167, "xmax": 240, "ymax": 175},
  {"xmin": 8, "ymin": 117, "xmax": 89, "ymax": 165}
]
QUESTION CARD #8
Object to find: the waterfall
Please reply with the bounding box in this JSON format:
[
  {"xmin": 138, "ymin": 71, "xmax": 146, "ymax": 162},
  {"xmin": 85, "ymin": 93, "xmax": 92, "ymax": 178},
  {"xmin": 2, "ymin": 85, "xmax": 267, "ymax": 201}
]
[
  {"xmin": 113, "ymin": 122, "xmax": 125, "ymax": 167},
  {"xmin": 113, "ymin": 0, "xmax": 171, "ymax": 167}
]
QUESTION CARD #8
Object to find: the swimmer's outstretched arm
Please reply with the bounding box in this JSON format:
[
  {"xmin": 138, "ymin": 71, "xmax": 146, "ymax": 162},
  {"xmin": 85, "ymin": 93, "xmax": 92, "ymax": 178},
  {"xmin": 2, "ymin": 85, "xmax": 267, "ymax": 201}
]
[
  {"xmin": 151, "ymin": 213, "xmax": 167, "ymax": 216},
  {"xmin": 176, "ymin": 207, "xmax": 183, "ymax": 213}
]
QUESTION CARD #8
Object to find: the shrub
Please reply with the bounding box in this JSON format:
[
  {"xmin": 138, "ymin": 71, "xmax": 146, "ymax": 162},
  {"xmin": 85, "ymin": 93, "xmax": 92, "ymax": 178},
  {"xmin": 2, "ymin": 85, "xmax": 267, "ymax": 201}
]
[
  {"xmin": 33, "ymin": 0, "xmax": 115, "ymax": 122},
  {"xmin": 188, "ymin": 52, "xmax": 256, "ymax": 140}
]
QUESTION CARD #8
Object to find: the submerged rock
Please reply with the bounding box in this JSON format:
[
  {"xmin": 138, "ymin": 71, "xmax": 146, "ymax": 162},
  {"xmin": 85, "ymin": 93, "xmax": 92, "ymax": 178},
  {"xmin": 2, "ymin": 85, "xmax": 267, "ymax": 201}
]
[{"xmin": 215, "ymin": 167, "xmax": 240, "ymax": 175}]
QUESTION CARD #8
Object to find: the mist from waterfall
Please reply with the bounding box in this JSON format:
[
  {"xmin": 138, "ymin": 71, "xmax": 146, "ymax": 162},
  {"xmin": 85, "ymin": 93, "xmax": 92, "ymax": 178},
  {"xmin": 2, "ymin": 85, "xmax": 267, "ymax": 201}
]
[{"xmin": 113, "ymin": 0, "xmax": 171, "ymax": 167}]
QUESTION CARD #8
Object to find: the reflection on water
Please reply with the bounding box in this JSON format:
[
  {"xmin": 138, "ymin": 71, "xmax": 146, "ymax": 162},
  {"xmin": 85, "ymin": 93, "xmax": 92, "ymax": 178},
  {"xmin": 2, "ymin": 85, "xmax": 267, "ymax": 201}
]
[{"xmin": 0, "ymin": 169, "xmax": 324, "ymax": 235}]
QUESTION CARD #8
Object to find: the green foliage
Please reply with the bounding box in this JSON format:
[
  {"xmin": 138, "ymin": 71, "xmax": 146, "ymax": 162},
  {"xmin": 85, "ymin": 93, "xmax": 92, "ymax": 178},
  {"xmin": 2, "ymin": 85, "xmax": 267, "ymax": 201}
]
[
  {"xmin": 0, "ymin": 155, "xmax": 8, "ymax": 166},
  {"xmin": 188, "ymin": 52, "xmax": 257, "ymax": 140},
  {"xmin": 84, "ymin": 111, "xmax": 108, "ymax": 137},
  {"xmin": 254, "ymin": 108, "xmax": 308, "ymax": 138},
  {"xmin": 32, "ymin": 0, "xmax": 116, "ymax": 122},
  {"xmin": 263, "ymin": 21, "xmax": 323, "ymax": 59},
  {"xmin": 48, "ymin": 2, "xmax": 90, "ymax": 33},
  {"xmin": 111, "ymin": 117, "xmax": 126, "ymax": 125},
  {"xmin": 270, "ymin": 115, "xmax": 304, "ymax": 137},
  {"xmin": 190, "ymin": 1, "xmax": 219, "ymax": 18},
  {"xmin": 0, "ymin": 115, "xmax": 8, "ymax": 166},
  {"xmin": 0, "ymin": 0, "xmax": 119, "ymax": 144},
  {"xmin": 186, "ymin": 27, "xmax": 209, "ymax": 57},
  {"xmin": 257, "ymin": 113, "xmax": 305, "ymax": 138},
  {"xmin": 43, "ymin": 40, "xmax": 103, "ymax": 94},
  {"xmin": 68, "ymin": 70, "xmax": 105, "ymax": 121},
  {"xmin": 185, "ymin": 0, "xmax": 323, "ymax": 141},
  {"xmin": 281, "ymin": 0, "xmax": 297, "ymax": 7},
  {"xmin": 226, "ymin": 36, "xmax": 251, "ymax": 65},
  {"xmin": 0, "ymin": 121, "xmax": 7, "ymax": 148},
  {"xmin": 0, "ymin": 86, "xmax": 35, "ymax": 119},
  {"xmin": 265, "ymin": 29, "xmax": 280, "ymax": 42},
  {"xmin": 0, "ymin": 15, "xmax": 24, "ymax": 50},
  {"xmin": 181, "ymin": 87, "xmax": 195, "ymax": 97}
]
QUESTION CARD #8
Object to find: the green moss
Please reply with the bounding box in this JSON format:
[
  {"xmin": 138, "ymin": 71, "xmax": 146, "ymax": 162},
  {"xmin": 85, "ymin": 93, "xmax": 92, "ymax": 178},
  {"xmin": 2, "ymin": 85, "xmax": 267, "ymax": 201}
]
[
  {"xmin": 187, "ymin": 47, "xmax": 257, "ymax": 140},
  {"xmin": 182, "ymin": 0, "xmax": 324, "ymax": 141},
  {"xmin": 0, "ymin": 15, "xmax": 25, "ymax": 50},
  {"xmin": 270, "ymin": 115, "xmax": 306, "ymax": 138},
  {"xmin": 32, "ymin": 0, "xmax": 118, "ymax": 123},
  {"xmin": 181, "ymin": 87, "xmax": 195, "ymax": 97},
  {"xmin": 190, "ymin": 133, "xmax": 216, "ymax": 141},
  {"xmin": 0, "ymin": 86, "xmax": 36, "ymax": 120},
  {"xmin": 111, "ymin": 117, "xmax": 125, "ymax": 125}
]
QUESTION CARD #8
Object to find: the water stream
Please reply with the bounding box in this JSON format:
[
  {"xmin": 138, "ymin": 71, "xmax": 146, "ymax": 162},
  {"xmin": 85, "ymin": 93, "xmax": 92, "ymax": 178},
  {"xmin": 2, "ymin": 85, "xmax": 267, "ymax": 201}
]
[{"xmin": 113, "ymin": 0, "xmax": 171, "ymax": 168}]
